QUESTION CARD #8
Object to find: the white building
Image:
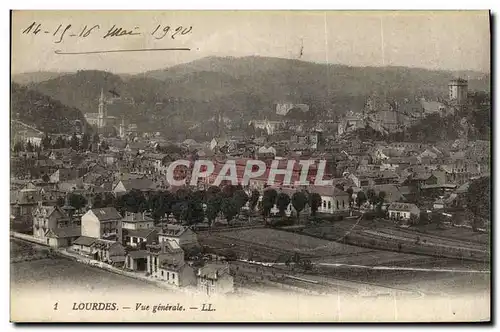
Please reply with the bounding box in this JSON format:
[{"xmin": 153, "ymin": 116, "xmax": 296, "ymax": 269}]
[
  {"xmin": 387, "ymin": 202, "xmax": 420, "ymax": 221},
  {"xmin": 158, "ymin": 225, "xmax": 199, "ymax": 249},
  {"xmin": 448, "ymin": 78, "xmax": 468, "ymax": 105},
  {"xmin": 309, "ymin": 186, "xmax": 350, "ymax": 215},
  {"xmin": 81, "ymin": 207, "xmax": 123, "ymax": 242}
]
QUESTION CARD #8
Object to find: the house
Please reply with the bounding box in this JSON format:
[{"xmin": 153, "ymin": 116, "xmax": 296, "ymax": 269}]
[
  {"xmin": 81, "ymin": 207, "xmax": 123, "ymax": 242},
  {"xmin": 350, "ymin": 171, "xmax": 400, "ymax": 187},
  {"xmin": 91, "ymin": 239, "xmax": 126, "ymax": 262},
  {"xmin": 125, "ymin": 250, "xmax": 149, "ymax": 271},
  {"xmin": 45, "ymin": 226, "xmax": 81, "ymax": 248},
  {"xmin": 403, "ymin": 172, "xmax": 438, "ymax": 188},
  {"xmin": 71, "ymin": 236, "xmax": 98, "ymax": 256},
  {"xmin": 122, "ymin": 212, "xmax": 155, "ymax": 230},
  {"xmin": 309, "ymin": 185, "xmax": 350, "ymax": 216},
  {"xmin": 32, "ymin": 204, "xmax": 70, "ymax": 244},
  {"xmin": 11, "ymin": 188, "xmax": 42, "ymax": 221},
  {"xmin": 146, "ymin": 240, "xmax": 184, "ymax": 277},
  {"xmin": 123, "ymin": 228, "xmax": 158, "ymax": 248},
  {"xmin": 146, "ymin": 239, "xmax": 195, "ymax": 286},
  {"xmin": 387, "ymin": 202, "xmax": 420, "ymax": 221},
  {"xmin": 112, "ymin": 179, "xmax": 155, "ymax": 196},
  {"xmin": 158, "ymin": 225, "xmax": 199, "ymax": 249},
  {"xmin": 158, "ymin": 261, "xmax": 196, "ymax": 287},
  {"xmin": 197, "ymin": 263, "xmax": 234, "ymax": 296}
]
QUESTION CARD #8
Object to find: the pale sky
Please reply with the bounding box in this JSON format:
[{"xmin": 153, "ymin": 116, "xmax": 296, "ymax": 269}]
[{"xmin": 11, "ymin": 10, "xmax": 491, "ymax": 74}]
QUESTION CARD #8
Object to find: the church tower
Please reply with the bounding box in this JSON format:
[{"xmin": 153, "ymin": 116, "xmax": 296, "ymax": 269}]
[{"xmin": 97, "ymin": 89, "xmax": 106, "ymax": 128}]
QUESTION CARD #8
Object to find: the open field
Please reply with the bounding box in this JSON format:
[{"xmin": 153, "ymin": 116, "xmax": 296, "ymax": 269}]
[
  {"xmin": 198, "ymin": 227, "xmax": 373, "ymax": 262},
  {"xmin": 412, "ymin": 223, "xmax": 489, "ymax": 244},
  {"xmin": 302, "ymin": 218, "xmax": 490, "ymax": 262}
]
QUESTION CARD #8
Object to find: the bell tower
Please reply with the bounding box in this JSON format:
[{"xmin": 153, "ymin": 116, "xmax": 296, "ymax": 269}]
[{"xmin": 97, "ymin": 89, "xmax": 106, "ymax": 128}]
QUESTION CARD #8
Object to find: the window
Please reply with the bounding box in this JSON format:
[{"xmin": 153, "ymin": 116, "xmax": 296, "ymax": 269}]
[
  {"xmin": 161, "ymin": 271, "xmax": 164, "ymax": 277},
  {"xmin": 336, "ymin": 201, "xmax": 339, "ymax": 210},
  {"xmin": 327, "ymin": 201, "xmax": 331, "ymax": 210},
  {"xmin": 167, "ymin": 272, "xmax": 170, "ymax": 280},
  {"xmin": 132, "ymin": 237, "xmax": 137, "ymax": 244},
  {"xmin": 322, "ymin": 200, "xmax": 326, "ymax": 208}
]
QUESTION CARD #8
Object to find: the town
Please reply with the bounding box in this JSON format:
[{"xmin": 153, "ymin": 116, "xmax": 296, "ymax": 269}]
[{"xmin": 11, "ymin": 73, "xmax": 491, "ymax": 298}]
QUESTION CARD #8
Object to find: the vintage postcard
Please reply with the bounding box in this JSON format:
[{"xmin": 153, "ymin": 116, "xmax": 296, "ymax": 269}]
[{"xmin": 10, "ymin": 10, "xmax": 491, "ymax": 322}]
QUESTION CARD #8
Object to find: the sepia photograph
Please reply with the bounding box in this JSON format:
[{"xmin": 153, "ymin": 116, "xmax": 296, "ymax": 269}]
[{"xmin": 9, "ymin": 9, "xmax": 491, "ymax": 322}]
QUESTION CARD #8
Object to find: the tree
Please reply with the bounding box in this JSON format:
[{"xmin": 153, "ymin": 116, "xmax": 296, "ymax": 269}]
[
  {"xmin": 346, "ymin": 187, "xmax": 354, "ymax": 207},
  {"xmin": 92, "ymin": 193, "xmax": 104, "ymax": 208},
  {"xmin": 356, "ymin": 191, "xmax": 367, "ymax": 208},
  {"xmin": 366, "ymin": 188, "xmax": 376, "ymax": 205},
  {"xmin": 69, "ymin": 193, "xmax": 87, "ymax": 212},
  {"xmin": 262, "ymin": 188, "xmax": 278, "ymax": 221},
  {"xmin": 276, "ymin": 192, "xmax": 291, "ymax": 218},
  {"xmin": 409, "ymin": 214, "xmax": 419, "ymax": 226},
  {"xmin": 102, "ymin": 192, "xmax": 115, "ymax": 207},
  {"xmin": 234, "ymin": 190, "xmax": 249, "ymax": 211},
  {"xmin": 54, "ymin": 136, "xmax": 66, "ymax": 149},
  {"xmin": 81, "ymin": 133, "xmax": 90, "ymax": 151},
  {"xmin": 13, "ymin": 141, "xmax": 24, "ymax": 153},
  {"xmin": 25, "ymin": 140, "xmax": 34, "ymax": 152},
  {"xmin": 114, "ymin": 189, "xmax": 146, "ymax": 214},
  {"xmin": 205, "ymin": 186, "xmax": 222, "ymax": 201},
  {"xmin": 309, "ymin": 192, "xmax": 322, "ymax": 217},
  {"xmin": 70, "ymin": 133, "xmax": 79, "ymax": 150},
  {"xmin": 249, "ymin": 189, "xmax": 260, "ymax": 211},
  {"xmin": 466, "ymin": 176, "xmax": 490, "ymax": 221},
  {"xmin": 221, "ymin": 198, "xmax": 238, "ymax": 225},
  {"xmin": 206, "ymin": 196, "xmax": 222, "ymax": 227},
  {"xmin": 92, "ymin": 133, "xmax": 100, "ymax": 145},
  {"xmin": 41, "ymin": 134, "xmax": 51, "ymax": 150},
  {"xmin": 148, "ymin": 191, "xmax": 174, "ymax": 222},
  {"xmin": 185, "ymin": 198, "xmax": 205, "ymax": 225},
  {"xmin": 172, "ymin": 201, "xmax": 188, "ymax": 223},
  {"xmin": 378, "ymin": 191, "xmax": 386, "ymax": 204},
  {"xmin": 292, "ymin": 191, "xmax": 308, "ymax": 222}
]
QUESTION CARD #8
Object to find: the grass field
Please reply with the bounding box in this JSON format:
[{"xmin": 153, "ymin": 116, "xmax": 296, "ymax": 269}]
[{"xmin": 219, "ymin": 228, "xmax": 371, "ymax": 258}]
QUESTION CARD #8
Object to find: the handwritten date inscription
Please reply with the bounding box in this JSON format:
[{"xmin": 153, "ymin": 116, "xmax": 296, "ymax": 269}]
[{"xmin": 22, "ymin": 22, "xmax": 193, "ymax": 44}]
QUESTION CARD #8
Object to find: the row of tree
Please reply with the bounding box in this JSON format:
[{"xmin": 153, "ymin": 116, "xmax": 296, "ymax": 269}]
[
  {"xmin": 13, "ymin": 132, "xmax": 109, "ymax": 153},
  {"xmin": 58, "ymin": 184, "xmax": 389, "ymax": 226}
]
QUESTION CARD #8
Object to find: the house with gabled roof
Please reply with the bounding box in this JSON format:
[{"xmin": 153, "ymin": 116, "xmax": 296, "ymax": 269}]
[
  {"xmin": 387, "ymin": 202, "xmax": 420, "ymax": 221},
  {"xmin": 32, "ymin": 204, "xmax": 71, "ymax": 244},
  {"xmin": 45, "ymin": 225, "xmax": 81, "ymax": 248},
  {"xmin": 81, "ymin": 207, "xmax": 123, "ymax": 242},
  {"xmin": 146, "ymin": 239, "xmax": 184, "ymax": 277},
  {"xmin": 158, "ymin": 225, "xmax": 198, "ymax": 249},
  {"xmin": 112, "ymin": 178, "xmax": 155, "ymax": 196},
  {"xmin": 309, "ymin": 185, "xmax": 350, "ymax": 215}
]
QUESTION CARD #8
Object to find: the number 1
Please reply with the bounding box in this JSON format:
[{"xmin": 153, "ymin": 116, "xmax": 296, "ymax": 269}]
[{"xmin": 53, "ymin": 302, "xmax": 58, "ymax": 310}]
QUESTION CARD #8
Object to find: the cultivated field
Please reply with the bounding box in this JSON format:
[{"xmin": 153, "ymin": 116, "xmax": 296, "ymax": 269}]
[{"xmin": 215, "ymin": 228, "xmax": 371, "ymax": 258}]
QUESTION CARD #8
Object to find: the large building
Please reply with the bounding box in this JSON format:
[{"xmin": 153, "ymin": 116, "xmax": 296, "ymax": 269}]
[
  {"xmin": 448, "ymin": 78, "xmax": 468, "ymax": 105},
  {"xmin": 85, "ymin": 89, "xmax": 117, "ymax": 129}
]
